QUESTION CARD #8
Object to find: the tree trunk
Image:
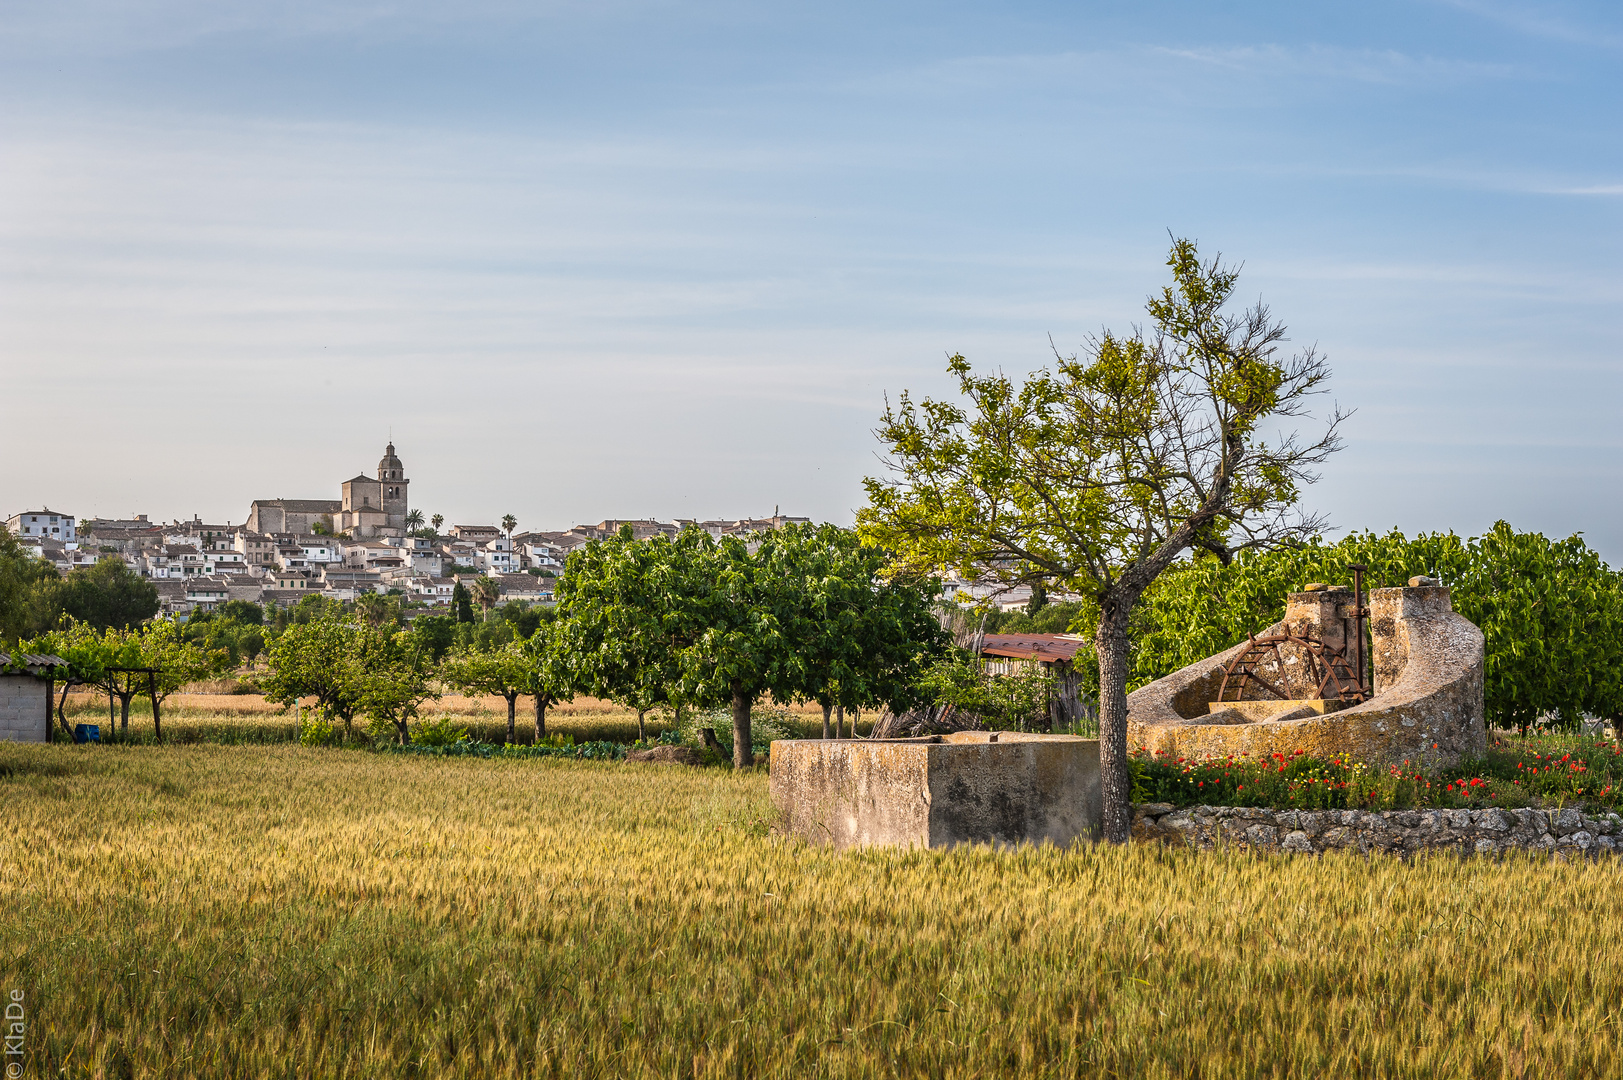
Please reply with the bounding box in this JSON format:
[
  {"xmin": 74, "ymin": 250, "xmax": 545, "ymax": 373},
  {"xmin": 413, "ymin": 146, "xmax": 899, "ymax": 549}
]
[
  {"xmin": 149, "ymin": 673, "xmax": 163, "ymax": 745},
  {"xmin": 835, "ymin": 704, "xmax": 844, "ymax": 740},
  {"xmin": 505, "ymin": 692, "xmax": 518, "ymax": 744},
  {"xmin": 821, "ymin": 702, "xmax": 832, "ymax": 739},
  {"xmin": 732, "ymin": 687, "xmax": 753, "ymax": 768},
  {"xmin": 395, "ymin": 719, "xmax": 410, "ymax": 745},
  {"xmin": 636, "ymin": 708, "xmax": 646, "ymax": 742},
  {"xmin": 56, "ymin": 681, "xmax": 73, "ymax": 733},
  {"xmin": 1094, "ymin": 601, "xmax": 1133, "ymax": 844},
  {"xmin": 533, "ymin": 693, "xmax": 548, "ymax": 741}
]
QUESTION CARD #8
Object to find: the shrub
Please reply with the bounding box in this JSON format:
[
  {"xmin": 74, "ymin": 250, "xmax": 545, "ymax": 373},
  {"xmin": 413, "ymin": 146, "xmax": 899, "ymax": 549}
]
[
  {"xmin": 410, "ymin": 716, "xmax": 471, "ymax": 748},
  {"xmin": 298, "ymin": 712, "xmax": 337, "ymax": 747}
]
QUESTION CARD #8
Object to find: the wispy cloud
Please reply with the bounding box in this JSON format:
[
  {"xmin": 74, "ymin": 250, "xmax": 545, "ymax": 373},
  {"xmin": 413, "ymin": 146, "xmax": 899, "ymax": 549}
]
[
  {"xmin": 1437, "ymin": 0, "xmax": 1623, "ymax": 49},
  {"xmin": 1150, "ymin": 43, "xmax": 1520, "ymax": 85}
]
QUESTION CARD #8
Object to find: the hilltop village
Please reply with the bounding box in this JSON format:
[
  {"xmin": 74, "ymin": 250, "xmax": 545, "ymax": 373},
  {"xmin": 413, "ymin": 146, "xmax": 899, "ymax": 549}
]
[{"xmin": 4, "ymin": 442, "xmax": 809, "ymax": 617}]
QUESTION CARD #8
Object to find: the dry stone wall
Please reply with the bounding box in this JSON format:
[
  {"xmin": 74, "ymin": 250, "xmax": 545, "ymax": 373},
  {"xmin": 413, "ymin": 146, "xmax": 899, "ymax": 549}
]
[{"xmin": 1132, "ymin": 802, "xmax": 1622, "ymax": 856}]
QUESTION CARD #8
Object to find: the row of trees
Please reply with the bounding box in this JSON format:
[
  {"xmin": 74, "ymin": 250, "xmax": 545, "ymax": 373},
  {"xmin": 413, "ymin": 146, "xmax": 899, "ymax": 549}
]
[
  {"xmin": 10, "ymin": 620, "xmax": 229, "ymax": 740},
  {"xmin": 261, "ymin": 523, "xmax": 950, "ymax": 764},
  {"xmin": 0, "ymin": 530, "xmax": 161, "ymax": 639}
]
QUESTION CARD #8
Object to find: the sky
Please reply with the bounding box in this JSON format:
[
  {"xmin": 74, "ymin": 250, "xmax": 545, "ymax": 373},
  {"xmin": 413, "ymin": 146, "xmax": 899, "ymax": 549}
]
[{"xmin": 0, "ymin": 1, "xmax": 1619, "ymax": 557}]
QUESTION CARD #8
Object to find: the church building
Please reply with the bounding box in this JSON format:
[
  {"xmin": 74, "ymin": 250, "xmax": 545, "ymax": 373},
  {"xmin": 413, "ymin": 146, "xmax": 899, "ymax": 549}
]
[{"xmin": 247, "ymin": 442, "xmax": 412, "ymax": 538}]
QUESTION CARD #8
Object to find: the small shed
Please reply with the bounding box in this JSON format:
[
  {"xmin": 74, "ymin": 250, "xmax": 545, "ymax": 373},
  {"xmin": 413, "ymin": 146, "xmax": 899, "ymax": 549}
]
[
  {"xmin": 0, "ymin": 653, "xmax": 67, "ymax": 743},
  {"xmin": 978, "ymin": 633, "xmax": 1092, "ymax": 730}
]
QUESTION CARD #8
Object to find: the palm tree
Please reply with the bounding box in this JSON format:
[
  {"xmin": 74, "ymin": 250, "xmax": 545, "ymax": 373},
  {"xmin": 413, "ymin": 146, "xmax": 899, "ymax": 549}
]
[
  {"xmin": 472, "ymin": 575, "xmax": 500, "ymax": 616},
  {"xmin": 431, "ymin": 514, "xmax": 444, "ymax": 532},
  {"xmin": 501, "ymin": 514, "xmax": 517, "ymax": 570},
  {"xmin": 404, "ymin": 509, "xmax": 424, "ymax": 533}
]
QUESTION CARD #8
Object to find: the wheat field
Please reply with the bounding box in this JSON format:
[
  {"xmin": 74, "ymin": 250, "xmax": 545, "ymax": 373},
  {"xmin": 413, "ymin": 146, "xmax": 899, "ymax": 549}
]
[{"xmin": 1, "ymin": 741, "xmax": 1619, "ymax": 1078}]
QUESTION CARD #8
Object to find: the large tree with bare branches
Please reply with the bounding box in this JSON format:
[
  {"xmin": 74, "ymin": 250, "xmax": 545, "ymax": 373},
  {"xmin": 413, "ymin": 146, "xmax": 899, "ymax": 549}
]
[{"xmin": 857, "ymin": 238, "xmax": 1346, "ymax": 842}]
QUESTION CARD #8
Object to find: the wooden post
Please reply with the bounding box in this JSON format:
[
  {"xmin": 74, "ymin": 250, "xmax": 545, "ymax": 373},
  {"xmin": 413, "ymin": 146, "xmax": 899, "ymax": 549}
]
[
  {"xmin": 148, "ymin": 671, "xmax": 162, "ymax": 744},
  {"xmin": 44, "ymin": 676, "xmax": 54, "ymax": 743}
]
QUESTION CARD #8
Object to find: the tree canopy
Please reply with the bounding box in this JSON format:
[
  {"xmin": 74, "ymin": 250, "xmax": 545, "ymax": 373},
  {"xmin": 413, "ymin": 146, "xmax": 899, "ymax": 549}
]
[{"xmin": 858, "ymin": 238, "xmax": 1345, "ymax": 842}]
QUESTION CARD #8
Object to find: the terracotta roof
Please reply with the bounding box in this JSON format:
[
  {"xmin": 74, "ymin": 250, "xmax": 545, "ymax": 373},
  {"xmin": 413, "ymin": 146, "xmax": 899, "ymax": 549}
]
[{"xmin": 978, "ymin": 633, "xmax": 1089, "ymax": 663}]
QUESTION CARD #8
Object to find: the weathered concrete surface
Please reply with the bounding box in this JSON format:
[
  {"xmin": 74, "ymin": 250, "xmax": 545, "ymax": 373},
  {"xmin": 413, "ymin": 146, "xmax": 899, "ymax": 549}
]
[
  {"xmin": 1126, "ymin": 585, "xmax": 1485, "ymax": 767},
  {"xmin": 770, "ymin": 732, "xmax": 1101, "ymax": 850},
  {"xmin": 1131, "ymin": 802, "xmax": 1620, "ymax": 857}
]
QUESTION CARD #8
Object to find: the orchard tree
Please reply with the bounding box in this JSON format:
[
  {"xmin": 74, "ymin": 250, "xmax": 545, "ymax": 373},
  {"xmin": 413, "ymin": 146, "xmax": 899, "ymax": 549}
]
[
  {"xmin": 675, "ymin": 528, "xmax": 826, "ymax": 768},
  {"xmin": 262, "ymin": 614, "xmax": 367, "ymax": 740},
  {"xmin": 136, "ymin": 619, "xmax": 231, "ymax": 742},
  {"xmin": 557, "ymin": 526, "xmax": 709, "ymax": 742},
  {"xmin": 357, "ymin": 628, "xmax": 439, "ymax": 744},
  {"xmin": 858, "ymin": 238, "xmax": 1346, "ymax": 842},
  {"xmin": 775, "ymin": 524, "xmax": 947, "ymax": 738},
  {"xmin": 520, "ymin": 615, "xmax": 576, "ymax": 740},
  {"xmin": 442, "ymin": 640, "xmax": 532, "ymax": 743}
]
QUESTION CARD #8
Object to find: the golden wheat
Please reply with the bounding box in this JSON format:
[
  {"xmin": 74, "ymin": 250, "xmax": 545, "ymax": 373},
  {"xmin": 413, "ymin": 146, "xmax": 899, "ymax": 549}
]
[{"xmin": 0, "ymin": 741, "xmax": 1616, "ymax": 1078}]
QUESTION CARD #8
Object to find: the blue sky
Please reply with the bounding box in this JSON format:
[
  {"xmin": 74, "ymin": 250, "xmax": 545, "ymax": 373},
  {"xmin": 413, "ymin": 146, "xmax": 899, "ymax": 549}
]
[{"xmin": 1, "ymin": 1, "xmax": 1619, "ymax": 557}]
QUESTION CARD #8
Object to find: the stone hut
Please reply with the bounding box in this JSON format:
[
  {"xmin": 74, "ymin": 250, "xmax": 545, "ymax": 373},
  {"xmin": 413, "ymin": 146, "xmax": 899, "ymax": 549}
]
[{"xmin": 0, "ymin": 653, "xmax": 67, "ymax": 743}]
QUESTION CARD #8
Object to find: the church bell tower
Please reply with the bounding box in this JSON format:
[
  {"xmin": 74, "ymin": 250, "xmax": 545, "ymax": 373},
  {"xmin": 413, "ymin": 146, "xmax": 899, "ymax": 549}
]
[{"xmin": 377, "ymin": 442, "xmax": 410, "ymax": 534}]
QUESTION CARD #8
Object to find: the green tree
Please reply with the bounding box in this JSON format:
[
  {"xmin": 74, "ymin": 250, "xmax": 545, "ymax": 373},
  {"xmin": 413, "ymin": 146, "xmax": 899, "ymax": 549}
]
[
  {"xmin": 0, "ymin": 530, "xmax": 59, "ymax": 643},
  {"xmin": 355, "ymin": 592, "xmax": 400, "ymax": 629},
  {"xmin": 431, "ymin": 514, "xmax": 444, "ymax": 532},
  {"xmin": 442, "ymin": 640, "xmax": 533, "ymax": 743},
  {"xmin": 502, "ymin": 514, "xmax": 517, "ymax": 565},
  {"xmin": 520, "ymin": 615, "xmax": 576, "ymax": 740},
  {"xmin": 674, "ymin": 529, "xmax": 826, "ymax": 768},
  {"xmin": 557, "ymin": 526, "xmax": 710, "ymax": 742},
  {"xmin": 19, "ymin": 624, "xmax": 112, "ymax": 735},
  {"xmin": 262, "ymin": 615, "xmax": 367, "ymax": 740},
  {"xmin": 858, "ymin": 239, "xmax": 1345, "ymax": 842},
  {"xmin": 138, "ymin": 620, "xmax": 232, "ymax": 742},
  {"xmin": 404, "ymin": 509, "xmax": 425, "ymax": 532},
  {"xmin": 451, "ymin": 582, "xmax": 475, "ymax": 624},
  {"xmin": 409, "ymin": 614, "xmax": 458, "ymax": 662},
  {"xmin": 356, "ymin": 627, "xmax": 439, "ymax": 744},
  {"xmin": 774, "ymin": 524, "xmax": 947, "ymax": 738},
  {"xmin": 56, "ymin": 558, "xmax": 159, "ymax": 630}
]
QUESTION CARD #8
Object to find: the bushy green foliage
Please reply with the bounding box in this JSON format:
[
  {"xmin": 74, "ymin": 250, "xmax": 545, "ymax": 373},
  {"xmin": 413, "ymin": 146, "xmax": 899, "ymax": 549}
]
[
  {"xmin": 408, "ymin": 716, "xmax": 470, "ymax": 747},
  {"xmin": 298, "ymin": 711, "xmax": 337, "ymax": 747},
  {"xmin": 1131, "ymin": 523, "xmax": 1623, "ymax": 730}
]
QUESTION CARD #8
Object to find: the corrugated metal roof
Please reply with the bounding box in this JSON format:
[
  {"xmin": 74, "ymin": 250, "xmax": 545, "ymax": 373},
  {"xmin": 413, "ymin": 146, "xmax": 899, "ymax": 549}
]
[
  {"xmin": 0, "ymin": 653, "xmax": 68, "ymax": 670},
  {"xmin": 978, "ymin": 633, "xmax": 1089, "ymax": 663}
]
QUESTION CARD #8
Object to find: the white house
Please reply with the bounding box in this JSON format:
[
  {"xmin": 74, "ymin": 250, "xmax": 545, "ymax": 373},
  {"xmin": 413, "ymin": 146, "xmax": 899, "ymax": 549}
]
[
  {"xmin": 479, "ymin": 538, "xmax": 515, "ymax": 575},
  {"xmin": 6, "ymin": 510, "xmax": 75, "ymax": 546}
]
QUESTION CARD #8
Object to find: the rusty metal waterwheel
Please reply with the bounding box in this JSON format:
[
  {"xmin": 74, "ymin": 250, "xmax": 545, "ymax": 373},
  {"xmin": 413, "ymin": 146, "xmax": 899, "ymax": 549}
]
[{"xmin": 1216, "ymin": 631, "xmax": 1366, "ymax": 705}]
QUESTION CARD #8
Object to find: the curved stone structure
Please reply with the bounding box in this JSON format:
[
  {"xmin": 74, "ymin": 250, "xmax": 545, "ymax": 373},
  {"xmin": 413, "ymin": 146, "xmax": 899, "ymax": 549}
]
[{"xmin": 1125, "ymin": 584, "xmax": 1485, "ymax": 767}]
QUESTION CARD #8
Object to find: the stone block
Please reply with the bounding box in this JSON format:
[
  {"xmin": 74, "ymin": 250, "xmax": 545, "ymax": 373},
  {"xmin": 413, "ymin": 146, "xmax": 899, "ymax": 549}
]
[{"xmin": 770, "ymin": 733, "xmax": 1101, "ymax": 850}]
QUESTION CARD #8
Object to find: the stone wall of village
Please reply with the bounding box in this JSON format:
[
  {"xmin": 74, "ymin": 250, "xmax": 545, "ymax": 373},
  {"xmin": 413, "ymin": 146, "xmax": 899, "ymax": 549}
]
[{"xmin": 1132, "ymin": 802, "xmax": 1622, "ymax": 856}]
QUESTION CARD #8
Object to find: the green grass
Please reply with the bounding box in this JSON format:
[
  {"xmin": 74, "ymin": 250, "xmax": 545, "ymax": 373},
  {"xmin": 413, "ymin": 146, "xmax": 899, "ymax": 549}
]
[{"xmin": 2, "ymin": 741, "xmax": 1621, "ymax": 1077}]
